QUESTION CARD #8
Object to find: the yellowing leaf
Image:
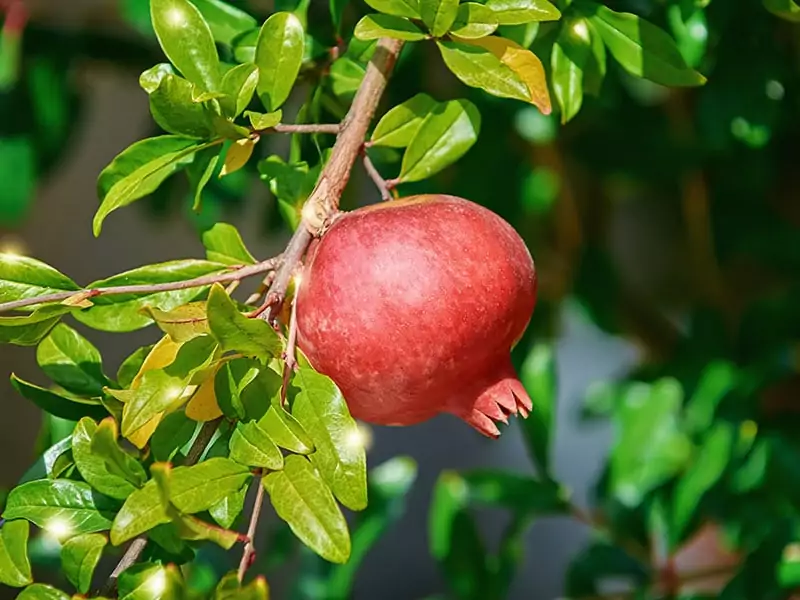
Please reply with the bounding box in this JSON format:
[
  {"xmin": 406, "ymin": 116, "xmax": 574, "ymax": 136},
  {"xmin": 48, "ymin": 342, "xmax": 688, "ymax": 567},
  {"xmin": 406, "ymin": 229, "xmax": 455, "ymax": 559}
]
[
  {"xmin": 127, "ymin": 414, "xmax": 163, "ymax": 449},
  {"xmin": 185, "ymin": 366, "xmax": 223, "ymax": 421},
  {"xmin": 132, "ymin": 334, "xmax": 182, "ymax": 389},
  {"xmin": 459, "ymin": 35, "xmax": 550, "ymax": 114},
  {"xmin": 220, "ymin": 138, "xmax": 256, "ymax": 178}
]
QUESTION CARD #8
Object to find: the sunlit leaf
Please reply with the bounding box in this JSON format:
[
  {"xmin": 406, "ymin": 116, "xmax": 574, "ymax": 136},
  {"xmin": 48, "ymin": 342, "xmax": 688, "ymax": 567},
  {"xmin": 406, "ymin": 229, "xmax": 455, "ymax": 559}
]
[
  {"xmin": 0, "ymin": 520, "xmax": 32, "ymax": 587},
  {"xmin": 485, "ymin": 0, "xmax": 560, "ymax": 25},
  {"xmin": 169, "ymin": 457, "xmax": 251, "ymax": 514},
  {"xmin": 118, "ymin": 562, "xmax": 184, "ymax": 600},
  {"xmin": 354, "ymin": 14, "xmax": 428, "ymax": 41},
  {"xmin": 293, "ymin": 368, "xmax": 367, "ymax": 511},
  {"xmin": 255, "ymin": 12, "xmax": 305, "ymax": 112},
  {"xmin": 143, "ymin": 302, "xmax": 209, "ymax": 343},
  {"xmin": 202, "ymin": 222, "xmax": 256, "ymax": 266},
  {"xmin": 0, "ymin": 254, "xmax": 79, "ymax": 305},
  {"xmin": 3, "ymin": 479, "xmax": 117, "ymax": 535},
  {"xmin": 371, "ymin": 93, "xmax": 437, "ymax": 148},
  {"xmin": 259, "ymin": 405, "xmax": 315, "ymax": 455},
  {"xmin": 61, "ymin": 533, "xmax": 106, "ymax": 594},
  {"xmin": 587, "ymin": 3, "xmax": 706, "ymax": 86},
  {"xmin": 263, "ymin": 454, "xmax": 351, "ymax": 564},
  {"xmin": 450, "ymin": 3, "xmax": 499, "ymax": 39},
  {"xmin": 245, "ymin": 109, "xmax": 282, "ymax": 130},
  {"xmin": 399, "ymin": 98, "xmax": 480, "ymax": 183},
  {"xmin": 364, "ymin": 0, "xmax": 421, "ymax": 18},
  {"xmin": 111, "ymin": 480, "xmax": 169, "ymax": 545},
  {"xmin": 16, "ymin": 584, "xmax": 70, "ymax": 600},
  {"xmin": 151, "ymin": 0, "xmax": 221, "ymax": 91},
  {"xmin": 229, "ymin": 420, "xmax": 284, "ymax": 469},
  {"xmin": 190, "ymin": 0, "xmax": 258, "ymax": 46}
]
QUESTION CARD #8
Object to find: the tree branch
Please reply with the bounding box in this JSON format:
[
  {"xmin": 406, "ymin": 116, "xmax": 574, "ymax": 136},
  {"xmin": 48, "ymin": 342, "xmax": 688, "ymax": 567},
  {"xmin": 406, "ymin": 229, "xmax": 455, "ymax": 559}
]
[
  {"xmin": 272, "ymin": 123, "xmax": 341, "ymax": 135},
  {"xmin": 0, "ymin": 256, "xmax": 283, "ymax": 315},
  {"xmin": 362, "ymin": 149, "xmax": 392, "ymax": 201},
  {"xmin": 102, "ymin": 418, "xmax": 223, "ymax": 594},
  {"xmin": 237, "ymin": 476, "xmax": 266, "ymax": 582},
  {"xmin": 259, "ymin": 38, "xmax": 405, "ymax": 321}
]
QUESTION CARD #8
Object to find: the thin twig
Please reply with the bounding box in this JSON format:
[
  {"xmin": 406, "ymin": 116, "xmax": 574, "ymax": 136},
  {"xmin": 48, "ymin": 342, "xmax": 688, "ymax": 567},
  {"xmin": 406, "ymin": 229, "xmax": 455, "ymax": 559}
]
[
  {"xmin": 0, "ymin": 256, "xmax": 282, "ymax": 314},
  {"xmin": 102, "ymin": 418, "xmax": 223, "ymax": 594},
  {"xmin": 362, "ymin": 150, "xmax": 392, "ymax": 201},
  {"xmin": 271, "ymin": 123, "xmax": 341, "ymax": 135},
  {"xmin": 281, "ymin": 277, "xmax": 301, "ymax": 405},
  {"xmin": 259, "ymin": 38, "xmax": 405, "ymax": 321},
  {"xmin": 237, "ymin": 476, "xmax": 266, "ymax": 582}
]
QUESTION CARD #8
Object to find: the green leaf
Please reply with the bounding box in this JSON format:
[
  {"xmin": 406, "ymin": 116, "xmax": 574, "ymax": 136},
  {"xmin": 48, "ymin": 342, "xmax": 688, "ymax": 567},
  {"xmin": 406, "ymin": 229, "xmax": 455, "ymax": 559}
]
[
  {"xmin": 36, "ymin": 324, "xmax": 109, "ymax": 397},
  {"xmin": 610, "ymin": 378, "xmax": 692, "ymax": 507},
  {"xmin": 0, "ymin": 306, "xmax": 71, "ymax": 347},
  {"xmin": 293, "ymin": 368, "xmax": 367, "ymax": 511},
  {"xmin": 18, "ymin": 437, "xmax": 73, "ymax": 484},
  {"xmin": 0, "ymin": 520, "xmax": 32, "ymax": 587},
  {"xmin": 61, "ymin": 532, "xmax": 106, "ymax": 594},
  {"xmin": 118, "ymin": 563, "xmax": 184, "ymax": 600},
  {"xmin": 552, "ymin": 27, "xmax": 590, "ymax": 124},
  {"xmin": 587, "ymin": 4, "xmax": 706, "ymax": 87},
  {"xmin": 583, "ymin": 18, "xmax": 606, "ymax": 95},
  {"xmin": 399, "ymin": 98, "xmax": 480, "ymax": 183},
  {"xmin": 219, "ymin": 63, "xmax": 259, "ymax": 118},
  {"xmin": 145, "ymin": 73, "xmax": 216, "ymax": 138},
  {"xmin": 118, "ymin": 335, "xmax": 217, "ymax": 439},
  {"xmin": 190, "ymin": 0, "xmax": 258, "ymax": 45},
  {"xmin": 420, "ymin": 0, "xmax": 459, "ymax": 36},
  {"xmin": 214, "ymin": 573, "xmax": 269, "ymax": 600},
  {"xmin": 371, "ymin": 93, "xmax": 437, "ymax": 148},
  {"xmin": 462, "ymin": 470, "xmax": 569, "ymax": 516},
  {"xmin": 187, "ymin": 145, "xmax": 221, "ymax": 211},
  {"xmin": 151, "ymin": 0, "xmax": 220, "ymax": 91},
  {"xmin": 202, "ymin": 223, "xmax": 256, "ymax": 266},
  {"xmin": 498, "ymin": 21, "xmax": 539, "ymax": 47},
  {"xmin": 17, "ymin": 584, "xmax": 70, "ymax": 600},
  {"xmin": 364, "ymin": 0, "xmax": 421, "ymax": 18},
  {"xmin": 672, "ymin": 422, "xmax": 736, "ymax": 539},
  {"xmin": 450, "ymin": 3, "xmax": 499, "ymax": 39},
  {"xmin": 94, "ymin": 137, "xmax": 206, "ymax": 236},
  {"xmin": 97, "ymin": 135, "xmax": 197, "ymax": 199},
  {"xmin": 666, "ymin": 3, "xmax": 707, "ymax": 69},
  {"xmin": 684, "ymin": 361, "xmax": 737, "ymax": 435},
  {"xmin": 437, "ymin": 40, "xmax": 531, "ymax": 103},
  {"xmin": 209, "ymin": 485, "xmax": 247, "ymax": 529},
  {"xmin": 229, "ymin": 420, "xmax": 284, "ymax": 469},
  {"xmin": 564, "ymin": 541, "xmax": 648, "ymax": 597},
  {"xmin": 429, "ymin": 471, "xmax": 490, "ymax": 599},
  {"xmin": 11, "ymin": 374, "xmax": 107, "ymax": 422},
  {"xmin": 258, "ymin": 156, "xmax": 319, "ymax": 229},
  {"xmin": 255, "ymin": 12, "xmax": 305, "ymax": 112},
  {"xmin": 72, "ymin": 418, "xmax": 139, "ymax": 500},
  {"xmin": 764, "ymin": 0, "xmax": 800, "ymax": 22},
  {"xmin": 329, "ymin": 57, "xmax": 366, "ymax": 100},
  {"xmin": 3, "ymin": 479, "xmax": 117, "ymax": 536},
  {"xmin": 151, "ymin": 411, "xmax": 197, "ymax": 462},
  {"xmin": 111, "ymin": 480, "xmax": 169, "ymax": 545},
  {"xmin": 117, "ymin": 345, "xmax": 154, "ymax": 389},
  {"xmin": 245, "ymin": 110, "xmax": 282, "ymax": 130},
  {"xmin": 232, "ymin": 28, "xmax": 259, "ymax": 63},
  {"xmin": 0, "ymin": 254, "xmax": 79, "ymax": 305},
  {"xmin": 207, "ymin": 283, "xmax": 282, "ymax": 362},
  {"xmin": 518, "ymin": 342, "xmax": 556, "ymax": 478},
  {"xmin": 169, "ymin": 457, "xmax": 252, "ymax": 514},
  {"xmin": 92, "ymin": 418, "xmax": 148, "ymax": 487},
  {"xmin": 354, "ymin": 14, "xmax": 428, "ymax": 41},
  {"xmin": 262, "ymin": 454, "xmax": 351, "ymax": 564},
  {"xmin": 259, "ymin": 405, "xmax": 315, "ymax": 454},
  {"xmin": 485, "ymin": 0, "xmax": 560, "ymax": 25},
  {"xmin": 326, "ymin": 457, "xmax": 418, "ymax": 597},
  {"xmin": 74, "ymin": 259, "xmax": 227, "ymax": 332},
  {"xmin": 143, "ymin": 303, "xmax": 209, "ymax": 343}
]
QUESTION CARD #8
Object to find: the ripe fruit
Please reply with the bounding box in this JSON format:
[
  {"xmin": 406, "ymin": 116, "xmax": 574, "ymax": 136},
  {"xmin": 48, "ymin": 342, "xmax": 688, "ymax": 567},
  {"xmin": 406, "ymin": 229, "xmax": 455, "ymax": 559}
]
[{"xmin": 295, "ymin": 195, "xmax": 537, "ymax": 438}]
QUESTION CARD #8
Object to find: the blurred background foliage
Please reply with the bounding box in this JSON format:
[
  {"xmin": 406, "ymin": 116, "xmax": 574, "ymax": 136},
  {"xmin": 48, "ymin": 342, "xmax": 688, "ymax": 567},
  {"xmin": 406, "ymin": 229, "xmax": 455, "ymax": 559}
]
[{"xmin": 1, "ymin": 0, "xmax": 800, "ymax": 599}]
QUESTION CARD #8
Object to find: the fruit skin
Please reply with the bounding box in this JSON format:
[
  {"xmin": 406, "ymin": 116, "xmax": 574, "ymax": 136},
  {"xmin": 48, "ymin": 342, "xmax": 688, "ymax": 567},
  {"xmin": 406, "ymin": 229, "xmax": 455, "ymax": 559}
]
[{"xmin": 295, "ymin": 194, "xmax": 537, "ymax": 438}]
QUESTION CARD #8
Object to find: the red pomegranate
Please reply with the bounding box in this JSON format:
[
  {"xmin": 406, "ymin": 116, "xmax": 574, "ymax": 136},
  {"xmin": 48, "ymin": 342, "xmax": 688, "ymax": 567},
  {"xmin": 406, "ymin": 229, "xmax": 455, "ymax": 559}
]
[{"xmin": 294, "ymin": 195, "xmax": 537, "ymax": 437}]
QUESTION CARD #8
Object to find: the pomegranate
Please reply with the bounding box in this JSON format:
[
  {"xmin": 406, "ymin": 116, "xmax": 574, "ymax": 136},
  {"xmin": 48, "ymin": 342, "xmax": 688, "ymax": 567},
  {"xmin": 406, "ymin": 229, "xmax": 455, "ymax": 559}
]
[{"xmin": 295, "ymin": 194, "xmax": 537, "ymax": 437}]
